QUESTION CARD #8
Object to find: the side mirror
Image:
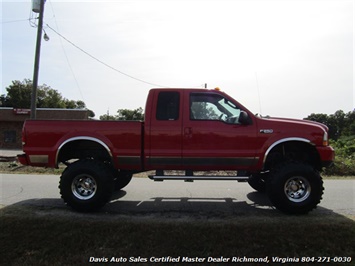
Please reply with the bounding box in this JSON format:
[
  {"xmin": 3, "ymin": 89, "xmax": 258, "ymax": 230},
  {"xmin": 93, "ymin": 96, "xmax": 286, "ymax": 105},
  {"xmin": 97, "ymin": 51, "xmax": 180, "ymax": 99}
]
[{"xmin": 239, "ymin": 111, "xmax": 250, "ymax": 125}]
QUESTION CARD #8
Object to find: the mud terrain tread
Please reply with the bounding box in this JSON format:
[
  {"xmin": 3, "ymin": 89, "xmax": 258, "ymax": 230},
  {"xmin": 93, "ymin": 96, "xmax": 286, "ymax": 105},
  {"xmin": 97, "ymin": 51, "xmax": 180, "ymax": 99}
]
[
  {"xmin": 266, "ymin": 161, "xmax": 324, "ymax": 214},
  {"xmin": 59, "ymin": 159, "xmax": 114, "ymax": 212}
]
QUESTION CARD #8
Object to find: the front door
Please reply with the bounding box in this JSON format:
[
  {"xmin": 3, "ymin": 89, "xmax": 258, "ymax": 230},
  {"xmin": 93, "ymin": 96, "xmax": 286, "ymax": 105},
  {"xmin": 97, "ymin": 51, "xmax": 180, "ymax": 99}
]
[{"xmin": 182, "ymin": 91, "xmax": 258, "ymax": 170}]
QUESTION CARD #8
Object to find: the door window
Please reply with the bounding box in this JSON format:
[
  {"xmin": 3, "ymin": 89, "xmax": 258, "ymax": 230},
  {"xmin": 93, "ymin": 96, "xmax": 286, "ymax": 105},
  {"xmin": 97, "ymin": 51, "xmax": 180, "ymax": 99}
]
[{"xmin": 190, "ymin": 93, "xmax": 241, "ymax": 124}]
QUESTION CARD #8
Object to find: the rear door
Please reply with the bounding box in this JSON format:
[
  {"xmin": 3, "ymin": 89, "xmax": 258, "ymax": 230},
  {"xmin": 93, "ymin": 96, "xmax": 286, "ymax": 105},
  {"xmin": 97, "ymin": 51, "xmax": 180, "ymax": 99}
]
[
  {"xmin": 182, "ymin": 90, "xmax": 259, "ymax": 170},
  {"xmin": 146, "ymin": 90, "xmax": 183, "ymax": 169}
]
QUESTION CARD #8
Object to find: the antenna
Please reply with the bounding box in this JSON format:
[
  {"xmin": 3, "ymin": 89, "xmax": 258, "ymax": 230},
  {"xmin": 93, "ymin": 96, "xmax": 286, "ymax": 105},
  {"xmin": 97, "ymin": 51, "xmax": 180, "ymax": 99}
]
[{"xmin": 255, "ymin": 72, "xmax": 262, "ymax": 115}]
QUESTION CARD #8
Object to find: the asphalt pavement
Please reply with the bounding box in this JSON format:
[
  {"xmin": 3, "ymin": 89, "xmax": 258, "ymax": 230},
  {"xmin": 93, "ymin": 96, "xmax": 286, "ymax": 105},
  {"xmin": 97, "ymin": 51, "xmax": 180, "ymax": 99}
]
[{"xmin": 1, "ymin": 173, "xmax": 354, "ymax": 217}]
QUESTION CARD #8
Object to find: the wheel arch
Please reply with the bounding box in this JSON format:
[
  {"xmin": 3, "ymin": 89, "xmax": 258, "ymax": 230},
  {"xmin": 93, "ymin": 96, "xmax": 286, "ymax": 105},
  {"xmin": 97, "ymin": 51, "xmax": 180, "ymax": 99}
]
[
  {"xmin": 263, "ymin": 138, "xmax": 321, "ymax": 171},
  {"xmin": 56, "ymin": 136, "xmax": 113, "ymax": 167}
]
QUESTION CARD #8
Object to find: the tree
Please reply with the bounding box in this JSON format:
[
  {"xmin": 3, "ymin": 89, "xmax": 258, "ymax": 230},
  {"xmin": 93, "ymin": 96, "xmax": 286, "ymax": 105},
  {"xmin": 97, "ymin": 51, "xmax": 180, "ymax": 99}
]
[
  {"xmin": 1, "ymin": 79, "xmax": 95, "ymax": 117},
  {"xmin": 305, "ymin": 112, "xmax": 338, "ymax": 139},
  {"xmin": 305, "ymin": 110, "xmax": 355, "ymax": 176},
  {"xmin": 99, "ymin": 107, "xmax": 144, "ymax": 121},
  {"xmin": 191, "ymin": 102, "xmax": 219, "ymax": 120},
  {"xmin": 342, "ymin": 110, "xmax": 355, "ymax": 136},
  {"xmin": 37, "ymin": 86, "xmax": 66, "ymax": 108},
  {"xmin": 1, "ymin": 79, "xmax": 32, "ymax": 108},
  {"xmin": 117, "ymin": 107, "xmax": 144, "ymax": 120},
  {"xmin": 99, "ymin": 114, "xmax": 117, "ymax": 120},
  {"xmin": 304, "ymin": 110, "xmax": 355, "ymax": 140}
]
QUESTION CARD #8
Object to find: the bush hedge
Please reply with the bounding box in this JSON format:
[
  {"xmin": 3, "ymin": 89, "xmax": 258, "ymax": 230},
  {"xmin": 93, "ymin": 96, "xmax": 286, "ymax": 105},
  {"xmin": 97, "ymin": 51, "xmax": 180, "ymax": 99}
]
[{"xmin": 324, "ymin": 136, "xmax": 355, "ymax": 176}]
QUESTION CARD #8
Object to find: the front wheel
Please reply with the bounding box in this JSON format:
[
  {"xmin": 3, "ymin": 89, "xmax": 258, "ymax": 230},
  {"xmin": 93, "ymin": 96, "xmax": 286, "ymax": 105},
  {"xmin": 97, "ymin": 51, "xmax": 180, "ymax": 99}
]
[
  {"xmin": 59, "ymin": 160, "xmax": 114, "ymax": 212},
  {"xmin": 248, "ymin": 173, "xmax": 267, "ymax": 193},
  {"xmin": 266, "ymin": 162, "xmax": 324, "ymax": 214}
]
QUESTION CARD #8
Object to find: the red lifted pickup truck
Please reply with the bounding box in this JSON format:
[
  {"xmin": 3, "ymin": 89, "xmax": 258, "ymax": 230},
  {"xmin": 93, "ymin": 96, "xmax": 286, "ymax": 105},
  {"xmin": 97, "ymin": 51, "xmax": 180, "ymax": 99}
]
[{"xmin": 19, "ymin": 88, "xmax": 334, "ymax": 214}]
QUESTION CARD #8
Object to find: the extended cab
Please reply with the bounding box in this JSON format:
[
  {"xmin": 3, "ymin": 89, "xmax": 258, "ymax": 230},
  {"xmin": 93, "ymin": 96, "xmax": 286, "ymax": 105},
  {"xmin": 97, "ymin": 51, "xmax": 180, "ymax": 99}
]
[{"xmin": 18, "ymin": 88, "xmax": 334, "ymax": 214}]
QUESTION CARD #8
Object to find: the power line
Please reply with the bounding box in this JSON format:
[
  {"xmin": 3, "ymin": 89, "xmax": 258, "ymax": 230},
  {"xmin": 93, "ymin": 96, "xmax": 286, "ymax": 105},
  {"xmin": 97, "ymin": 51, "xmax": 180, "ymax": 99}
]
[
  {"xmin": 1, "ymin": 18, "xmax": 31, "ymax": 24},
  {"xmin": 46, "ymin": 24, "xmax": 168, "ymax": 88},
  {"xmin": 46, "ymin": 0, "xmax": 85, "ymax": 103}
]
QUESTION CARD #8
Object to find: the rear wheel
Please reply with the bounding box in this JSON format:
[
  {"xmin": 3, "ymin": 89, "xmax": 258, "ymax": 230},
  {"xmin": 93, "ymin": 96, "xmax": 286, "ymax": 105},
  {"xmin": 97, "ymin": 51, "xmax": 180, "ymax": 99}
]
[
  {"xmin": 266, "ymin": 162, "xmax": 324, "ymax": 214},
  {"xmin": 59, "ymin": 160, "xmax": 114, "ymax": 212},
  {"xmin": 113, "ymin": 170, "xmax": 133, "ymax": 190}
]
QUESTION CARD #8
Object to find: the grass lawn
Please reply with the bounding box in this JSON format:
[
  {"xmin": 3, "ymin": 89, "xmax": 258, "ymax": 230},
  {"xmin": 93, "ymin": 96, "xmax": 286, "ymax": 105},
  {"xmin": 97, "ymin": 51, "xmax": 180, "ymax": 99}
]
[
  {"xmin": 1, "ymin": 205, "xmax": 355, "ymax": 266},
  {"xmin": 1, "ymin": 161, "xmax": 354, "ymax": 265}
]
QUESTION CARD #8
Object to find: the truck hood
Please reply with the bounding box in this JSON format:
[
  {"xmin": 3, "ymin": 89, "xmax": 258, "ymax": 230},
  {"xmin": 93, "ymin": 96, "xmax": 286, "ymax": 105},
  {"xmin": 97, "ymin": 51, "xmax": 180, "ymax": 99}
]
[
  {"xmin": 263, "ymin": 117, "xmax": 329, "ymax": 132},
  {"xmin": 255, "ymin": 115, "xmax": 330, "ymax": 148}
]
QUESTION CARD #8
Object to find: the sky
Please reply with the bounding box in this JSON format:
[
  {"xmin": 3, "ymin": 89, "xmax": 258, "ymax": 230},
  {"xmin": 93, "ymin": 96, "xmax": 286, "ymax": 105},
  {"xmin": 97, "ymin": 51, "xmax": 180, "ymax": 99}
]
[{"xmin": 1, "ymin": 0, "xmax": 354, "ymax": 119}]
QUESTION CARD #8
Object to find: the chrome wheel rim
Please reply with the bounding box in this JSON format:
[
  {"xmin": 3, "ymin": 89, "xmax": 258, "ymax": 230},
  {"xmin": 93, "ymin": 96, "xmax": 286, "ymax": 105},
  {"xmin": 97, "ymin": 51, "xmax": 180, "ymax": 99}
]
[
  {"xmin": 71, "ymin": 174, "xmax": 97, "ymax": 200},
  {"xmin": 284, "ymin": 176, "xmax": 311, "ymax": 203}
]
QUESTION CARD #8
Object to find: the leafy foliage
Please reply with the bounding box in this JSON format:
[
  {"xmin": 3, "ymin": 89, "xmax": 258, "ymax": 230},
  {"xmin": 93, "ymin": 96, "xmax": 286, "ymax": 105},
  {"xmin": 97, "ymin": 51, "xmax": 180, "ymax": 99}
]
[
  {"xmin": 100, "ymin": 107, "xmax": 144, "ymax": 121},
  {"xmin": 305, "ymin": 110, "xmax": 355, "ymax": 176},
  {"xmin": 324, "ymin": 136, "xmax": 355, "ymax": 176},
  {"xmin": 191, "ymin": 102, "xmax": 219, "ymax": 120},
  {"xmin": 117, "ymin": 107, "xmax": 144, "ymax": 120},
  {"xmin": 305, "ymin": 110, "xmax": 355, "ymax": 140},
  {"xmin": 1, "ymin": 79, "xmax": 94, "ymax": 117}
]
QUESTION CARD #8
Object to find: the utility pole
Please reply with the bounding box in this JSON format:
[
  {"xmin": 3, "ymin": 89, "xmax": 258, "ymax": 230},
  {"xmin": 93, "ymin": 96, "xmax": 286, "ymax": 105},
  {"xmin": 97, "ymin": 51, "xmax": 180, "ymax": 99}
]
[{"xmin": 30, "ymin": 0, "xmax": 45, "ymax": 119}]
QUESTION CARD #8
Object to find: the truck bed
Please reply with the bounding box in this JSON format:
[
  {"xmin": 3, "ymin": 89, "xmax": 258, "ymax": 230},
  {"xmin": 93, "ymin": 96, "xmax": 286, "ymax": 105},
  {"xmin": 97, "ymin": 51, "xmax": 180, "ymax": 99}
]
[{"xmin": 21, "ymin": 120, "xmax": 143, "ymax": 169}]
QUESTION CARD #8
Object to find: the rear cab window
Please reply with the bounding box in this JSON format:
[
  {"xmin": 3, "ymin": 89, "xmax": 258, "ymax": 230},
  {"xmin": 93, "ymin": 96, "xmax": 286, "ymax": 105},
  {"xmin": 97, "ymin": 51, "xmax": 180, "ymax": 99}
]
[{"xmin": 156, "ymin": 91, "xmax": 180, "ymax": 121}]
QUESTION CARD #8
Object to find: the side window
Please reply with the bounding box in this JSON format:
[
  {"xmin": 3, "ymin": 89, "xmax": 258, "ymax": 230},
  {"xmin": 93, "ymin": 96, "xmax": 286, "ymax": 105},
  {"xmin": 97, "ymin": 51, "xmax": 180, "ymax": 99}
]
[
  {"xmin": 156, "ymin": 91, "xmax": 180, "ymax": 120},
  {"xmin": 190, "ymin": 94, "xmax": 221, "ymax": 120},
  {"xmin": 190, "ymin": 93, "xmax": 241, "ymax": 124}
]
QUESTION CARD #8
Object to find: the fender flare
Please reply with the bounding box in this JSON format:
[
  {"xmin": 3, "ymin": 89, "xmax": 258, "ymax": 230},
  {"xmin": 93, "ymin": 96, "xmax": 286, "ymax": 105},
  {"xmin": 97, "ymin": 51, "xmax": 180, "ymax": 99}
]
[
  {"xmin": 262, "ymin": 137, "xmax": 313, "ymax": 167},
  {"xmin": 55, "ymin": 136, "xmax": 112, "ymax": 166}
]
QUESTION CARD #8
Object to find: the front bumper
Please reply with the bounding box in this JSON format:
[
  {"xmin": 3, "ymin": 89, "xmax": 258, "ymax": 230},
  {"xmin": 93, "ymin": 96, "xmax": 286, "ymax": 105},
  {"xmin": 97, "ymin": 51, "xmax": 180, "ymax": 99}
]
[{"xmin": 317, "ymin": 146, "xmax": 335, "ymax": 168}]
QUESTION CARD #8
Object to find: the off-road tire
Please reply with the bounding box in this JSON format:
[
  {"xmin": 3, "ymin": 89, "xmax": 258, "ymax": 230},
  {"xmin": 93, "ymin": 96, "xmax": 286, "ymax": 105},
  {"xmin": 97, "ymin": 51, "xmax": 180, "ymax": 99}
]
[
  {"xmin": 248, "ymin": 174, "xmax": 266, "ymax": 193},
  {"xmin": 113, "ymin": 170, "xmax": 133, "ymax": 190},
  {"xmin": 59, "ymin": 159, "xmax": 114, "ymax": 212},
  {"xmin": 266, "ymin": 162, "xmax": 324, "ymax": 214}
]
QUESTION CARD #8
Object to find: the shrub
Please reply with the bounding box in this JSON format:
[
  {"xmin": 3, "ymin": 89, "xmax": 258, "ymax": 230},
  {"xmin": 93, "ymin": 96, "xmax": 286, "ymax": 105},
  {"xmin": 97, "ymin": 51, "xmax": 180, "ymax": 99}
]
[{"xmin": 324, "ymin": 136, "xmax": 355, "ymax": 176}]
